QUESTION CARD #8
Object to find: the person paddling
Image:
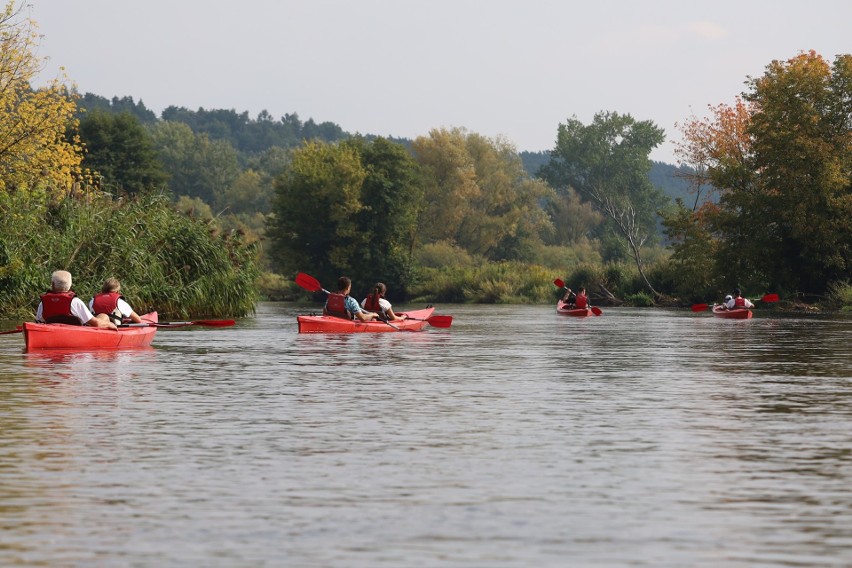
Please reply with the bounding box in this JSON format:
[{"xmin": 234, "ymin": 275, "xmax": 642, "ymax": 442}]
[
  {"xmin": 362, "ymin": 282, "xmax": 407, "ymax": 322},
  {"xmin": 574, "ymin": 287, "xmax": 590, "ymax": 310},
  {"xmin": 725, "ymin": 288, "xmax": 754, "ymax": 310},
  {"xmin": 324, "ymin": 276, "xmax": 379, "ymax": 322},
  {"xmin": 35, "ymin": 270, "xmax": 117, "ymax": 330},
  {"xmin": 89, "ymin": 278, "xmax": 144, "ymax": 324}
]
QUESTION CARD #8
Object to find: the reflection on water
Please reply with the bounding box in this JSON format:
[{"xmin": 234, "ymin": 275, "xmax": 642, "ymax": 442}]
[{"xmin": 0, "ymin": 304, "xmax": 850, "ymax": 567}]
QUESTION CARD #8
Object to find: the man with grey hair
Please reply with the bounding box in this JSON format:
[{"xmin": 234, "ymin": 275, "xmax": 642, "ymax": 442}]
[{"xmin": 35, "ymin": 270, "xmax": 117, "ymax": 329}]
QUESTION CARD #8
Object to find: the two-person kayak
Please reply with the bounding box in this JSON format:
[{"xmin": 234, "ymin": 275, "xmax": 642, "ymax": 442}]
[
  {"xmin": 711, "ymin": 305, "xmax": 753, "ymax": 319},
  {"xmin": 297, "ymin": 307, "xmax": 444, "ymax": 333},
  {"xmin": 22, "ymin": 312, "xmax": 159, "ymax": 350}
]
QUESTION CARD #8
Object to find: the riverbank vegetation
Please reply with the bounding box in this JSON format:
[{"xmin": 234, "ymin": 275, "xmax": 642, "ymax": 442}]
[{"xmin": 0, "ymin": 2, "xmax": 848, "ymax": 316}]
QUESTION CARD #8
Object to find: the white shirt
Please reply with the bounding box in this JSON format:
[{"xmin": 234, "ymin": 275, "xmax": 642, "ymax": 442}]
[
  {"xmin": 88, "ymin": 297, "xmax": 134, "ymax": 317},
  {"xmin": 36, "ymin": 297, "xmax": 95, "ymax": 324},
  {"xmin": 725, "ymin": 297, "xmax": 754, "ymax": 309},
  {"xmin": 361, "ymin": 297, "xmax": 391, "ymax": 312}
]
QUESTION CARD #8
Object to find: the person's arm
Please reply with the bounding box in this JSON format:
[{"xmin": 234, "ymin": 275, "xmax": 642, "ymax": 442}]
[
  {"xmin": 74, "ymin": 298, "xmax": 117, "ymax": 329},
  {"xmin": 36, "ymin": 302, "xmax": 44, "ymax": 323},
  {"xmin": 118, "ymin": 298, "xmax": 143, "ymax": 323}
]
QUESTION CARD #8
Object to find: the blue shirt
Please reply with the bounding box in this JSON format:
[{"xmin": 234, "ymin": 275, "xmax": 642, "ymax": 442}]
[{"xmin": 344, "ymin": 295, "xmax": 363, "ymax": 314}]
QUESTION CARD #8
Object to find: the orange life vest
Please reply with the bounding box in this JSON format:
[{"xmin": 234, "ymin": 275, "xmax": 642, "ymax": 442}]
[
  {"xmin": 364, "ymin": 293, "xmax": 382, "ymax": 313},
  {"xmin": 325, "ymin": 293, "xmax": 351, "ymax": 319},
  {"xmin": 91, "ymin": 292, "xmax": 124, "ymax": 323},
  {"xmin": 40, "ymin": 291, "xmax": 83, "ymax": 325}
]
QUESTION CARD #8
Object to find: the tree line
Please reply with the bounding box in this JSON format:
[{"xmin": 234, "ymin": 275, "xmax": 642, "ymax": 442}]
[{"xmin": 1, "ymin": 0, "xmax": 849, "ymax": 312}]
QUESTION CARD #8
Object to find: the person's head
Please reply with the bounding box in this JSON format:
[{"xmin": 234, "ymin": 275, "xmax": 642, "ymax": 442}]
[
  {"xmin": 373, "ymin": 282, "xmax": 387, "ymax": 297},
  {"xmin": 734, "ymin": 288, "xmax": 742, "ymax": 297},
  {"xmin": 725, "ymin": 295, "xmax": 733, "ymax": 302},
  {"xmin": 101, "ymin": 278, "xmax": 121, "ymax": 294},
  {"xmin": 337, "ymin": 276, "xmax": 352, "ymax": 294},
  {"xmin": 578, "ymin": 287, "xmax": 586, "ymax": 294},
  {"xmin": 50, "ymin": 270, "xmax": 72, "ymax": 292}
]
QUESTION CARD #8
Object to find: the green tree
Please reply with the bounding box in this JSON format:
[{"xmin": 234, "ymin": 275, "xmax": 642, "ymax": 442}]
[
  {"xmin": 351, "ymin": 137, "xmax": 423, "ymax": 296},
  {"xmin": 412, "ymin": 127, "xmax": 553, "ymax": 261},
  {"xmin": 267, "ymin": 140, "xmax": 367, "ymax": 285},
  {"xmin": 151, "ymin": 121, "xmax": 240, "ymax": 205},
  {"xmin": 742, "ymin": 51, "xmax": 852, "ymax": 293},
  {"xmin": 676, "ymin": 51, "xmax": 852, "ymax": 295},
  {"xmin": 77, "ymin": 110, "xmax": 168, "ymax": 195},
  {"xmin": 540, "ymin": 111, "xmax": 668, "ymax": 297}
]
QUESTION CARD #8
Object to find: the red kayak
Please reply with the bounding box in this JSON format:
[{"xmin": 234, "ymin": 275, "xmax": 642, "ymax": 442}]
[
  {"xmin": 23, "ymin": 312, "xmax": 159, "ymax": 350},
  {"xmin": 556, "ymin": 300, "xmax": 593, "ymax": 317},
  {"xmin": 712, "ymin": 305, "xmax": 752, "ymax": 319},
  {"xmin": 297, "ymin": 307, "xmax": 436, "ymax": 333}
]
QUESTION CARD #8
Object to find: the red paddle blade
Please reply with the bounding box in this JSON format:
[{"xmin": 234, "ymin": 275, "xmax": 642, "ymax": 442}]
[
  {"xmin": 691, "ymin": 303, "xmax": 710, "ymax": 312},
  {"xmin": 193, "ymin": 319, "xmax": 236, "ymax": 327},
  {"xmin": 553, "ymin": 278, "xmax": 565, "ymax": 288},
  {"xmin": 427, "ymin": 315, "xmax": 453, "ymax": 328},
  {"xmin": 0, "ymin": 327, "xmax": 23, "ymax": 335},
  {"xmin": 591, "ymin": 307, "xmax": 602, "ymax": 316},
  {"xmin": 295, "ymin": 272, "xmax": 322, "ymax": 292},
  {"xmin": 761, "ymin": 293, "xmax": 779, "ymax": 303}
]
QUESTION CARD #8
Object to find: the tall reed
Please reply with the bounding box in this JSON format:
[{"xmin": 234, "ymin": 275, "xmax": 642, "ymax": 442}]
[{"xmin": 0, "ymin": 192, "xmax": 259, "ymax": 319}]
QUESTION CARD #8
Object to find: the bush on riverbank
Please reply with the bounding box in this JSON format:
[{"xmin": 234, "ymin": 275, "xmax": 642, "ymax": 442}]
[{"xmin": 0, "ymin": 193, "xmax": 259, "ymax": 319}]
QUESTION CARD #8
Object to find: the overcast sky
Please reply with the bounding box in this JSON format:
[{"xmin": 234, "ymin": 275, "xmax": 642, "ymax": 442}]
[{"xmin": 32, "ymin": 0, "xmax": 851, "ymax": 164}]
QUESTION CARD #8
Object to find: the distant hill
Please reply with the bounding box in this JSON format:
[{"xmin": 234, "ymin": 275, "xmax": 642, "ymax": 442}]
[{"xmin": 76, "ymin": 94, "xmax": 698, "ymax": 202}]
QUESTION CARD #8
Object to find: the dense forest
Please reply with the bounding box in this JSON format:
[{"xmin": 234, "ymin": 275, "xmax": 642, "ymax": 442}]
[{"xmin": 0, "ymin": 3, "xmax": 849, "ymax": 315}]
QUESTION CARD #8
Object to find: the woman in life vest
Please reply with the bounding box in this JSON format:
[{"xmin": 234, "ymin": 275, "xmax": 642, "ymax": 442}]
[
  {"xmin": 35, "ymin": 270, "xmax": 117, "ymax": 329},
  {"xmin": 361, "ymin": 282, "xmax": 406, "ymax": 322},
  {"xmin": 89, "ymin": 278, "xmax": 144, "ymax": 324},
  {"xmin": 323, "ymin": 276, "xmax": 379, "ymax": 321}
]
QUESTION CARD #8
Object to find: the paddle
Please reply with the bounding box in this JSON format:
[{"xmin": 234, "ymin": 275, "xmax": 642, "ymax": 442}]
[
  {"xmin": 554, "ymin": 279, "xmax": 602, "ymax": 316},
  {"xmin": 295, "ymin": 272, "xmax": 329, "ymax": 294},
  {"xmin": 402, "ymin": 314, "xmax": 453, "ymax": 328},
  {"xmin": 123, "ymin": 319, "xmax": 236, "ymax": 328},
  {"xmin": 0, "ymin": 327, "xmax": 22, "ymax": 335},
  {"xmin": 691, "ymin": 293, "xmax": 779, "ymax": 312}
]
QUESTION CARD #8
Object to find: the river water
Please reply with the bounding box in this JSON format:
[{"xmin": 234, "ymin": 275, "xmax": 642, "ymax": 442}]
[{"xmin": 0, "ymin": 303, "xmax": 850, "ymax": 567}]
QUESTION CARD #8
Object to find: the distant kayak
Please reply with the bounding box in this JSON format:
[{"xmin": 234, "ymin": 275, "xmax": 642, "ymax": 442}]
[
  {"xmin": 23, "ymin": 312, "xmax": 159, "ymax": 350},
  {"xmin": 712, "ymin": 305, "xmax": 752, "ymax": 319},
  {"xmin": 556, "ymin": 300, "xmax": 593, "ymax": 317},
  {"xmin": 297, "ymin": 307, "xmax": 436, "ymax": 333}
]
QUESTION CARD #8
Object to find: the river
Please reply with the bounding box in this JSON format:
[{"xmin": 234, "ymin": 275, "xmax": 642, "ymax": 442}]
[{"xmin": 1, "ymin": 303, "xmax": 850, "ymax": 567}]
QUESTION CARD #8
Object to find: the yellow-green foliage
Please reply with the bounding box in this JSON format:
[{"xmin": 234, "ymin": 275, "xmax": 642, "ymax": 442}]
[
  {"xmin": 412, "ymin": 261, "xmax": 556, "ymax": 304},
  {"xmin": 827, "ymin": 281, "xmax": 852, "ymax": 312},
  {"xmin": 0, "ymin": 3, "xmax": 83, "ymax": 197},
  {"xmin": 0, "ymin": 193, "xmax": 259, "ymax": 319}
]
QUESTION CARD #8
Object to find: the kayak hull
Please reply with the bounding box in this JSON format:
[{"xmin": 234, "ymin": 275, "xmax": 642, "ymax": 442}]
[
  {"xmin": 23, "ymin": 312, "xmax": 159, "ymax": 350},
  {"xmin": 712, "ymin": 305, "xmax": 752, "ymax": 319},
  {"xmin": 297, "ymin": 307, "xmax": 434, "ymax": 333},
  {"xmin": 556, "ymin": 300, "xmax": 593, "ymax": 317}
]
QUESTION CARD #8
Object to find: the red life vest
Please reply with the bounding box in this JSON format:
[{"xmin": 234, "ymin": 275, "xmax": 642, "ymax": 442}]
[
  {"xmin": 734, "ymin": 297, "xmax": 746, "ymax": 307},
  {"xmin": 91, "ymin": 292, "xmax": 124, "ymax": 322},
  {"xmin": 325, "ymin": 293, "xmax": 351, "ymax": 319},
  {"xmin": 40, "ymin": 291, "xmax": 83, "ymax": 325},
  {"xmin": 575, "ymin": 294, "xmax": 588, "ymax": 309},
  {"xmin": 364, "ymin": 293, "xmax": 382, "ymax": 313}
]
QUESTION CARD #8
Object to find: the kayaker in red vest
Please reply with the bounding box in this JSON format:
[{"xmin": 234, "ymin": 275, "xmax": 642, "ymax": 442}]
[
  {"xmin": 89, "ymin": 278, "xmax": 144, "ymax": 325},
  {"xmin": 725, "ymin": 288, "xmax": 754, "ymax": 310},
  {"xmin": 574, "ymin": 287, "xmax": 589, "ymax": 309},
  {"xmin": 361, "ymin": 282, "xmax": 406, "ymax": 322},
  {"xmin": 35, "ymin": 270, "xmax": 117, "ymax": 329},
  {"xmin": 323, "ymin": 276, "xmax": 379, "ymax": 321}
]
